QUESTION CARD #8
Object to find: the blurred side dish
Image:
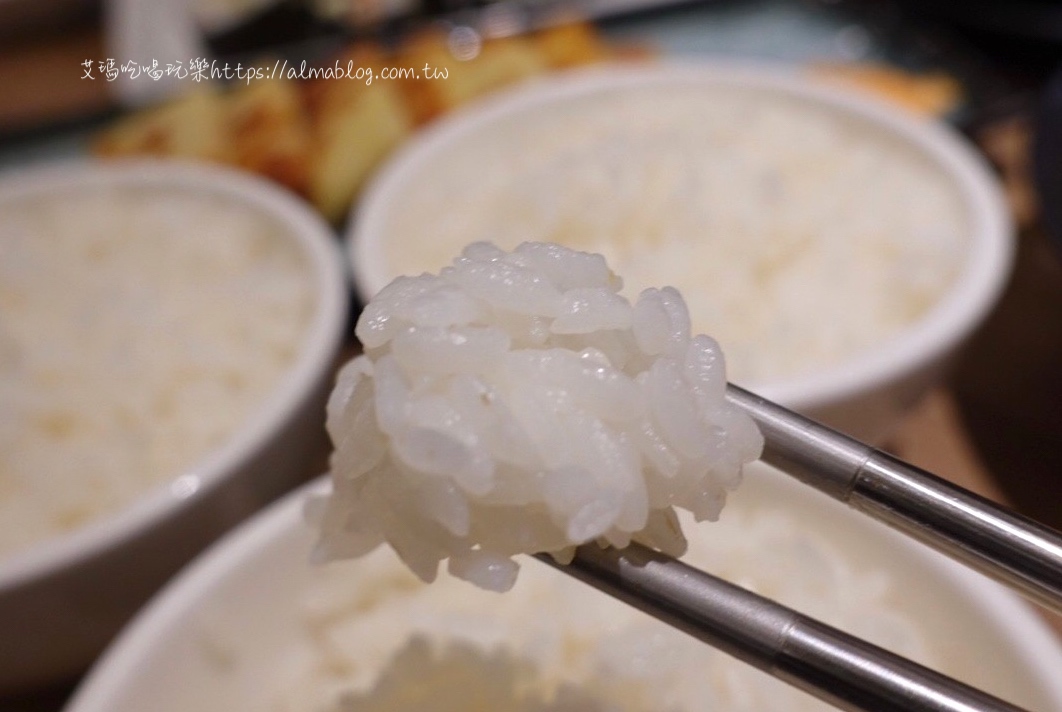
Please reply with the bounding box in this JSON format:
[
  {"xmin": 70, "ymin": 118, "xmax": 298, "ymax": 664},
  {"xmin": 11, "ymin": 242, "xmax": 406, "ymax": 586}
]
[
  {"xmin": 93, "ymin": 23, "xmax": 628, "ymax": 223},
  {"xmin": 809, "ymin": 63, "xmax": 962, "ymax": 119}
]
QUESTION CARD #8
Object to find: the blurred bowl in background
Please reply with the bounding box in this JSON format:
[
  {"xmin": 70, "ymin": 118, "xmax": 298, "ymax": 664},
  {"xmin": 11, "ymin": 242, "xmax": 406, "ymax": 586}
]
[
  {"xmin": 63, "ymin": 467, "xmax": 1062, "ymax": 712},
  {"xmin": 0, "ymin": 159, "xmax": 348, "ymax": 692},
  {"xmin": 348, "ymin": 63, "xmax": 1013, "ymax": 442}
]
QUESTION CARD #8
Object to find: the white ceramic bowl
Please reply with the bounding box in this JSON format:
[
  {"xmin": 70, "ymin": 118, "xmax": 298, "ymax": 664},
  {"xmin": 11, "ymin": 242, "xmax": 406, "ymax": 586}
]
[
  {"xmin": 0, "ymin": 160, "xmax": 349, "ymax": 692},
  {"xmin": 347, "ymin": 64, "xmax": 1013, "ymax": 442},
  {"xmin": 65, "ymin": 466, "xmax": 1062, "ymax": 712}
]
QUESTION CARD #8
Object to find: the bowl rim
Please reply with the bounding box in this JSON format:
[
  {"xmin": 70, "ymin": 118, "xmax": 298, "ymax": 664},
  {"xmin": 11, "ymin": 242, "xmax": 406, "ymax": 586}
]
[
  {"xmin": 0, "ymin": 158, "xmax": 349, "ymax": 591},
  {"xmin": 347, "ymin": 61, "xmax": 1013, "ymax": 411},
  {"xmin": 66, "ymin": 472, "xmax": 1062, "ymax": 711}
]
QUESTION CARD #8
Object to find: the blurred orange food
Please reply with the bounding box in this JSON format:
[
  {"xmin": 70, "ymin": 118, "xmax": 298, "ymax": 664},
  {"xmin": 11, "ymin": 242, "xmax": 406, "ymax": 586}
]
[
  {"xmin": 303, "ymin": 45, "xmax": 414, "ymax": 221},
  {"xmin": 809, "ymin": 63, "xmax": 963, "ymax": 118},
  {"xmin": 227, "ymin": 79, "xmax": 315, "ymax": 196},
  {"xmin": 94, "ymin": 90, "xmax": 232, "ymax": 162},
  {"xmin": 94, "ymin": 22, "xmax": 639, "ymax": 223}
]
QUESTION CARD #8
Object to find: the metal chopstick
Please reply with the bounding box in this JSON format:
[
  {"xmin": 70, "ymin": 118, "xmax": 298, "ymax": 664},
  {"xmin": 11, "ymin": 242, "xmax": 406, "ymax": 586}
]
[
  {"xmin": 725, "ymin": 384, "xmax": 1062, "ymax": 615},
  {"xmin": 535, "ymin": 542, "xmax": 1027, "ymax": 712}
]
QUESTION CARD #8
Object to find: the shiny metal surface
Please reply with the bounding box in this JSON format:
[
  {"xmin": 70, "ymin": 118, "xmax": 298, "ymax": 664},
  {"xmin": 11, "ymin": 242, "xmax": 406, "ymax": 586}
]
[
  {"xmin": 725, "ymin": 384, "xmax": 1062, "ymax": 615},
  {"xmin": 536, "ymin": 543, "xmax": 1027, "ymax": 712}
]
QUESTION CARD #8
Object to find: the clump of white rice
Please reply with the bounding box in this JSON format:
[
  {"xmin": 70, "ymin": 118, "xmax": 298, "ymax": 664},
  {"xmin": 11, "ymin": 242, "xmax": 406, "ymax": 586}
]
[
  {"xmin": 312, "ymin": 241, "xmax": 762, "ymax": 591},
  {"xmin": 381, "ymin": 83, "xmax": 967, "ymax": 386},
  {"xmin": 0, "ymin": 184, "xmax": 313, "ymax": 560}
]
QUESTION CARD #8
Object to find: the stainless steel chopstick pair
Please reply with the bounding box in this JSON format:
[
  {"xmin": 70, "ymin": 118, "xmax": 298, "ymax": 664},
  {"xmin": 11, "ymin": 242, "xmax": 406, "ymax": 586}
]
[{"xmin": 537, "ymin": 384, "xmax": 1062, "ymax": 712}]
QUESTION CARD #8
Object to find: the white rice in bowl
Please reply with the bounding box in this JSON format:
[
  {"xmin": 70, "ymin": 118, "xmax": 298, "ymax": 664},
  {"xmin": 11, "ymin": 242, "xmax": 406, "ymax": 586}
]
[
  {"xmin": 374, "ymin": 80, "xmax": 967, "ymax": 387},
  {"xmin": 67, "ymin": 469, "xmax": 1062, "ymax": 712},
  {"xmin": 0, "ymin": 181, "xmax": 314, "ymax": 560},
  {"xmin": 278, "ymin": 498, "xmax": 932, "ymax": 712}
]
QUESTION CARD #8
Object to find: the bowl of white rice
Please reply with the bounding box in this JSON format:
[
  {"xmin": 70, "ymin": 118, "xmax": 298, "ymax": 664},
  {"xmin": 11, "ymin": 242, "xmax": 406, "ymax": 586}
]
[
  {"xmin": 64, "ymin": 467, "xmax": 1062, "ymax": 712},
  {"xmin": 0, "ymin": 159, "xmax": 348, "ymax": 691},
  {"xmin": 348, "ymin": 63, "xmax": 1013, "ymax": 442}
]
